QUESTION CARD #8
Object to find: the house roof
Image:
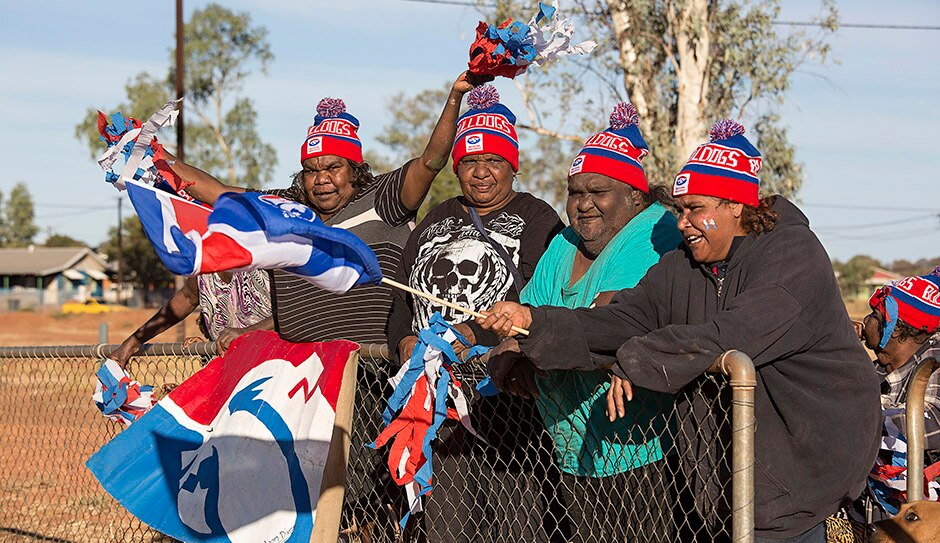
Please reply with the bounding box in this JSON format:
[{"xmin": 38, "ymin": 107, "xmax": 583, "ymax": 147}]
[
  {"xmin": 865, "ymin": 267, "xmax": 904, "ymax": 286},
  {"xmin": 0, "ymin": 247, "xmax": 112, "ymax": 276}
]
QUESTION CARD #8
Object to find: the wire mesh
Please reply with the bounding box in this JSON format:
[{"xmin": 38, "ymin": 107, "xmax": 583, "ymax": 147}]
[
  {"xmin": 0, "ymin": 344, "xmax": 741, "ymax": 543},
  {"xmin": 339, "ymin": 354, "xmax": 737, "ymax": 543},
  {"xmin": 0, "ymin": 344, "xmax": 204, "ymax": 543}
]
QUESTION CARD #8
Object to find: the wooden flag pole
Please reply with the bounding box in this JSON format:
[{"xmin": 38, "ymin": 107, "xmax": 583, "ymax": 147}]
[{"xmin": 381, "ymin": 277, "xmax": 530, "ymax": 336}]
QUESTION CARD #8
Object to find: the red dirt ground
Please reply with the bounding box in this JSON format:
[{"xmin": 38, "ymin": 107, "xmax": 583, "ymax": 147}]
[{"xmin": 0, "ymin": 309, "xmax": 204, "ymax": 347}]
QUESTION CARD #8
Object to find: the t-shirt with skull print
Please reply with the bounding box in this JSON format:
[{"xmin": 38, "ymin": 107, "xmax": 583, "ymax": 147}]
[{"xmin": 387, "ymin": 192, "xmax": 563, "ymax": 352}]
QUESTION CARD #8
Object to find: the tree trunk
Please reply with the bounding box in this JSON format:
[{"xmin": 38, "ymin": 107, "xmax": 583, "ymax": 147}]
[
  {"xmin": 606, "ymin": 1, "xmax": 651, "ymax": 134},
  {"xmin": 671, "ymin": 0, "xmax": 710, "ymax": 162}
]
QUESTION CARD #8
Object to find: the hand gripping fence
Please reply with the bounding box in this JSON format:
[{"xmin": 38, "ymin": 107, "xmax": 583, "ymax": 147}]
[{"xmin": 0, "ymin": 342, "xmax": 756, "ymax": 543}]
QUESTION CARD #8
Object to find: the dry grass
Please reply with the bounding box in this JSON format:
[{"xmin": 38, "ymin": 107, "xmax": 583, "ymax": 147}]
[{"xmin": 0, "ymin": 325, "xmax": 202, "ymax": 542}]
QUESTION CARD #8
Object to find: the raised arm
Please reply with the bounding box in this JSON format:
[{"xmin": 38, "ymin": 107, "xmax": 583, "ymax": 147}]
[
  {"xmin": 398, "ymin": 71, "xmax": 489, "ymax": 210},
  {"xmin": 161, "ymin": 151, "xmax": 246, "ymax": 206},
  {"xmin": 109, "ymin": 276, "xmax": 201, "ymax": 368}
]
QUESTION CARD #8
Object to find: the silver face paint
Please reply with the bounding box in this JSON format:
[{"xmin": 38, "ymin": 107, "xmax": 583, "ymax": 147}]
[{"xmin": 702, "ymin": 217, "xmax": 717, "ymax": 230}]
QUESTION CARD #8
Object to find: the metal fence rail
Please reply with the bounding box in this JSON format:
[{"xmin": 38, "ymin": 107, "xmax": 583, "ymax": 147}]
[
  {"xmin": 0, "ymin": 342, "xmax": 756, "ymax": 543},
  {"xmin": 905, "ymin": 356, "xmax": 940, "ymax": 502}
]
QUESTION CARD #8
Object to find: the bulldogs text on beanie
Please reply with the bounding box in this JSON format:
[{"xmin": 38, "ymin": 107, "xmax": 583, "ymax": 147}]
[
  {"xmin": 673, "ymin": 119, "xmax": 762, "ymax": 206},
  {"xmin": 869, "ymin": 270, "xmax": 940, "ymax": 349},
  {"xmin": 568, "ymin": 102, "xmax": 649, "ymax": 192},
  {"xmin": 452, "ymin": 85, "xmax": 519, "ymax": 171}
]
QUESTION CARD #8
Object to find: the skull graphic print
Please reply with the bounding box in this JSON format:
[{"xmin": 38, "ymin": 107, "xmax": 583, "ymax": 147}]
[{"xmin": 409, "ymin": 213, "xmax": 523, "ymax": 330}]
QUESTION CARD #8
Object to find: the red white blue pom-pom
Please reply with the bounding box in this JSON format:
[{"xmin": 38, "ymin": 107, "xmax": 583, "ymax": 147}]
[
  {"xmin": 609, "ymin": 102, "xmax": 639, "ymax": 130},
  {"xmin": 316, "ymin": 97, "xmax": 346, "ymax": 118},
  {"xmin": 467, "ymin": 85, "xmax": 500, "ymax": 110},
  {"xmin": 709, "ymin": 119, "xmax": 746, "ymax": 142}
]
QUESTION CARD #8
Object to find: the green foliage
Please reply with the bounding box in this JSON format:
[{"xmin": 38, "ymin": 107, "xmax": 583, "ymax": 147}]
[
  {"xmin": 100, "ymin": 216, "xmax": 173, "ymax": 289},
  {"xmin": 833, "ymin": 254, "xmax": 880, "ymax": 299},
  {"xmin": 517, "ymin": 134, "xmax": 579, "ymax": 215},
  {"xmin": 74, "ymin": 73, "xmax": 172, "ymax": 162},
  {"xmin": 752, "ymin": 113, "xmax": 802, "ymax": 199},
  {"xmin": 2, "ymin": 183, "xmax": 39, "ymax": 247},
  {"xmin": 43, "ymin": 233, "xmax": 87, "ymax": 248},
  {"xmin": 372, "ymin": 86, "xmax": 464, "ymax": 219},
  {"xmin": 74, "ymin": 3, "xmax": 276, "ymax": 189},
  {"xmin": 889, "ymin": 257, "xmax": 940, "ymax": 278}
]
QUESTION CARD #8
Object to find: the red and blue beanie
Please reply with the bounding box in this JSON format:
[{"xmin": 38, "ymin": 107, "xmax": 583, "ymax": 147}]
[
  {"xmin": 452, "ymin": 85, "xmax": 519, "ymax": 171},
  {"xmin": 869, "ymin": 269, "xmax": 940, "ymax": 348},
  {"xmin": 301, "ymin": 98, "xmax": 363, "ymax": 164},
  {"xmin": 673, "ymin": 119, "xmax": 762, "ymax": 207},
  {"xmin": 568, "ymin": 103, "xmax": 649, "ymax": 192}
]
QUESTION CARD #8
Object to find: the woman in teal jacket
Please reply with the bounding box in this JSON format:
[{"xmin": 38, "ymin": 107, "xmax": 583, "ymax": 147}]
[{"xmin": 490, "ymin": 103, "xmax": 681, "ymax": 541}]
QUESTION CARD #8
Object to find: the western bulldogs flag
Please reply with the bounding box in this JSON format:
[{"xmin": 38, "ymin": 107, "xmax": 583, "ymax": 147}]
[
  {"xmin": 125, "ymin": 180, "xmax": 382, "ymax": 293},
  {"xmin": 87, "ymin": 331, "xmax": 358, "ymax": 542}
]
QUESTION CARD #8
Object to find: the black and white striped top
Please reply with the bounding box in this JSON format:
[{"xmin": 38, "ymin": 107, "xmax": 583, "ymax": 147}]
[{"xmin": 265, "ymin": 161, "xmax": 414, "ymax": 344}]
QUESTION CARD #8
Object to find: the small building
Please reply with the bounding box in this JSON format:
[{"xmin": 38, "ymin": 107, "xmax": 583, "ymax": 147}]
[
  {"xmin": 866, "ymin": 267, "xmax": 903, "ymax": 289},
  {"xmin": 0, "ymin": 246, "xmax": 112, "ymax": 311}
]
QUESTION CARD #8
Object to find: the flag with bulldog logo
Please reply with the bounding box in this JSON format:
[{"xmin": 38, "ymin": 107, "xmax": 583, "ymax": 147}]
[
  {"xmin": 125, "ymin": 179, "xmax": 383, "ymax": 293},
  {"xmin": 87, "ymin": 331, "xmax": 358, "ymax": 542}
]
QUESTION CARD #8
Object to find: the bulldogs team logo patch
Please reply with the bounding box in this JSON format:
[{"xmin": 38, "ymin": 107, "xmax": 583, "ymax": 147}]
[
  {"xmin": 673, "ymin": 173, "xmax": 690, "ymax": 196},
  {"xmin": 258, "ymin": 194, "xmax": 316, "ymax": 222},
  {"xmin": 465, "ymin": 134, "xmax": 484, "ymax": 153},
  {"xmin": 306, "ymin": 136, "xmax": 322, "ymax": 155},
  {"xmin": 569, "ymin": 155, "xmax": 586, "ymax": 176}
]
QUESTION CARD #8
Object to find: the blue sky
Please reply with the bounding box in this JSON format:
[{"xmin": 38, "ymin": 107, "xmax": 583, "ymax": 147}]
[{"xmin": 0, "ymin": 0, "xmax": 937, "ymax": 263}]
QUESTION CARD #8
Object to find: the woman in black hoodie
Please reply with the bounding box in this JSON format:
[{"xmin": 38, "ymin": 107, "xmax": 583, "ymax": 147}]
[{"xmin": 477, "ymin": 120, "xmax": 881, "ymax": 542}]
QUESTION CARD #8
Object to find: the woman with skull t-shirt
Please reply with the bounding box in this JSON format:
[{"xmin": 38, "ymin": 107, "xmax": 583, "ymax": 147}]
[
  {"xmin": 387, "ymin": 192, "xmax": 562, "ymax": 348},
  {"xmin": 385, "ymin": 86, "xmax": 563, "ymax": 542}
]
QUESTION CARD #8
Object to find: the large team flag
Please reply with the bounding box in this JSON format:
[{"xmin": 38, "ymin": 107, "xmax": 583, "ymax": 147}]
[
  {"xmin": 124, "ymin": 179, "xmax": 383, "ymax": 293},
  {"xmin": 87, "ymin": 331, "xmax": 358, "ymax": 542}
]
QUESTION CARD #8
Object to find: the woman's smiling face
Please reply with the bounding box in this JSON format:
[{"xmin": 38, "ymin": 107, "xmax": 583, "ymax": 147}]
[
  {"xmin": 456, "ymin": 153, "xmax": 516, "ymax": 214},
  {"xmin": 674, "ymin": 194, "xmax": 746, "ymax": 263}
]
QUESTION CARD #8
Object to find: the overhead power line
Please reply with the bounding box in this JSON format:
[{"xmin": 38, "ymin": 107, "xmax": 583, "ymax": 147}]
[
  {"xmin": 813, "ymin": 214, "xmax": 938, "ymax": 232},
  {"xmin": 399, "ymin": 0, "xmax": 940, "ymax": 31},
  {"xmin": 820, "ymin": 228, "xmax": 939, "ymax": 242},
  {"xmin": 36, "ymin": 208, "xmax": 112, "ymax": 220},
  {"xmin": 774, "ymin": 21, "xmax": 940, "ymax": 31},
  {"xmin": 801, "ymin": 202, "xmax": 939, "ymax": 213},
  {"xmin": 35, "ymin": 203, "xmax": 112, "ymax": 210}
]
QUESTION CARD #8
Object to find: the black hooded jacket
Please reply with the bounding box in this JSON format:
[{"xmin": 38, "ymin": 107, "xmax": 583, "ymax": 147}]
[{"xmin": 518, "ymin": 197, "xmax": 881, "ymax": 538}]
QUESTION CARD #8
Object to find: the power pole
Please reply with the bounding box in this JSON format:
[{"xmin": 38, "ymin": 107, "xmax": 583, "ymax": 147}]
[
  {"xmin": 176, "ymin": 0, "xmax": 185, "ymax": 162},
  {"xmin": 117, "ymin": 196, "xmax": 124, "ymax": 303},
  {"xmin": 174, "ymin": 0, "xmax": 187, "ymax": 343}
]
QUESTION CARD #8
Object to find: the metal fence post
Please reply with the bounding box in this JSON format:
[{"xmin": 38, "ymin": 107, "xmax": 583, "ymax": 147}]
[
  {"xmin": 710, "ymin": 350, "xmax": 757, "ymax": 543},
  {"xmin": 905, "ymin": 357, "xmax": 940, "ymax": 502}
]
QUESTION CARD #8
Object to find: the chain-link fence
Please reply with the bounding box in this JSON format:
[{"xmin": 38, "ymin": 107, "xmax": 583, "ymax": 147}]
[
  {"xmin": 0, "ymin": 343, "xmax": 211, "ymax": 543},
  {"xmin": 0, "ymin": 343, "xmax": 755, "ymax": 543}
]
